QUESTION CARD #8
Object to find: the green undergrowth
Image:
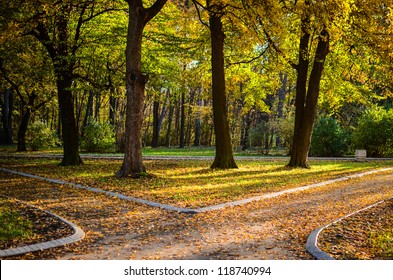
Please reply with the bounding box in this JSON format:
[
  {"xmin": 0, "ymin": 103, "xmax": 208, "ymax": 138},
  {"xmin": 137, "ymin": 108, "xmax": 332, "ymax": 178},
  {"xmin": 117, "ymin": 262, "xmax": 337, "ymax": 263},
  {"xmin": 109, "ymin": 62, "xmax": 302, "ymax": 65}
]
[
  {"xmin": 1, "ymin": 157, "xmax": 392, "ymax": 208},
  {"xmin": 370, "ymin": 230, "xmax": 393, "ymax": 259},
  {"xmin": 0, "ymin": 198, "xmax": 34, "ymax": 241}
]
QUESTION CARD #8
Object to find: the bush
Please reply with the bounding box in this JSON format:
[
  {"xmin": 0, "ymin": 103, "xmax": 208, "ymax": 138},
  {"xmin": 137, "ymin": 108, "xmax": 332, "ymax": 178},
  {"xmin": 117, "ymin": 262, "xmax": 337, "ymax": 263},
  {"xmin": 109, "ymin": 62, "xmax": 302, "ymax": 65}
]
[
  {"xmin": 27, "ymin": 121, "xmax": 59, "ymax": 151},
  {"xmin": 80, "ymin": 119, "xmax": 115, "ymax": 153},
  {"xmin": 310, "ymin": 117, "xmax": 350, "ymax": 157},
  {"xmin": 351, "ymin": 107, "xmax": 393, "ymax": 157},
  {"xmin": 279, "ymin": 115, "xmax": 295, "ymax": 153}
]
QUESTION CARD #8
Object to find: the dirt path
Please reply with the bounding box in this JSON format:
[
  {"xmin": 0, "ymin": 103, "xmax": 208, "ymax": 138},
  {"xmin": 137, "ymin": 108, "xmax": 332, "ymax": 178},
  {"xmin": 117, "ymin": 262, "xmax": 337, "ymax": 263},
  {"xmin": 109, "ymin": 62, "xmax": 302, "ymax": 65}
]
[{"xmin": 1, "ymin": 170, "xmax": 393, "ymax": 260}]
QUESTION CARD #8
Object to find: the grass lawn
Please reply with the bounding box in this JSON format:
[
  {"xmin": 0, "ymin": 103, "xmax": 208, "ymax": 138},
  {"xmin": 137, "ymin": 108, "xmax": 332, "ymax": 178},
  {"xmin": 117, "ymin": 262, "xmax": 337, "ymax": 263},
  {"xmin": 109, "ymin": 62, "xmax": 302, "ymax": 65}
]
[
  {"xmin": 1, "ymin": 156, "xmax": 392, "ymax": 208},
  {"xmin": 0, "ymin": 145, "xmax": 286, "ymax": 157},
  {"xmin": 0, "ymin": 198, "xmax": 34, "ymax": 242}
]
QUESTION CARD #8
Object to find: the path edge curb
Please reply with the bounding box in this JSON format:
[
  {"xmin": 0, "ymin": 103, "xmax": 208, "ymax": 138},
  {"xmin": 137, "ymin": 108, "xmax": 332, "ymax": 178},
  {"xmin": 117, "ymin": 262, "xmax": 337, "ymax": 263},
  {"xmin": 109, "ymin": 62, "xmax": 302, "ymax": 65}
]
[
  {"xmin": 306, "ymin": 200, "xmax": 387, "ymax": 260},
  {"xmin": 0, "ymin": 196, "xmax": 85, "ymax": 258}
]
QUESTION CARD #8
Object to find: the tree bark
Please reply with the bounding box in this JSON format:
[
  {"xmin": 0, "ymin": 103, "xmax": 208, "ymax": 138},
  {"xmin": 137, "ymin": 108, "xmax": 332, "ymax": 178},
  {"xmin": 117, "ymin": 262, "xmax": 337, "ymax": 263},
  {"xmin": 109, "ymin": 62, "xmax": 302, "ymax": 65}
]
[
  {"xmin": 117, "ymin": 0, "xmax": 167, "ymax": 178},
  {"xmin": 288, "ymin": 27, "xmax": 330, "ymax": 168},
  {"xmin": 152, "ymin": 100, "xmax": 160, "ymax": 147},
  {"xmin": 208, "ymin": 3, "xmax": 237, "ymax": 169},
  {"xmin": 16, "ymin": 92, "xmax": 39, "ymax": 152},
  {"xmin": 193, "ymin": 99, "xmax": 202, "ymax": 146},
  {"xmin": 57, "ymin": 77, "xmax": 83, "ymax": 165},
  {"xmin": 276, "ymin": 72, "xmax": 287, "ymax": 148},
  {"xmin": 30, "ymin": 4, "xmax": 82, "ymax": 166},
  {"xmin": 17, "ymin": 108, "xmax": 31, "ymax": 152},
  {"xmin": 0, "ymin": 89, "xmax": 13, "ymax": 145},
  {"xmin": 179, "ymin": 91, "xmax": 185, "ymax": 148},
  {"xmin": 165, "ymin": 104, "xmax": 174, "ymax": 147}
]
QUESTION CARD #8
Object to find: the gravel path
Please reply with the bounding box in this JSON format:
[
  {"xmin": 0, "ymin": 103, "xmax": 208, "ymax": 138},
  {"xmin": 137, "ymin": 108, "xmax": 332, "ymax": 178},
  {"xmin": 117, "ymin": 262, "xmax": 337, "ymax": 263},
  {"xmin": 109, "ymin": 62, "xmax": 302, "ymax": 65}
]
[{"xmin": 1, "ymin": 169, "xmax": 392, "ymax": 260}]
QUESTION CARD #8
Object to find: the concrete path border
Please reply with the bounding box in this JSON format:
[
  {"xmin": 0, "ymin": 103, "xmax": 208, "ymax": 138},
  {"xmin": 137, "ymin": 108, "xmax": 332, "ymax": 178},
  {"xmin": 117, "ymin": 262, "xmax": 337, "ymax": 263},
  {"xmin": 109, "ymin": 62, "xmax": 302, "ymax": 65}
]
[
  {"xmin": 0, "ymin": 196, "xmax": 85, "ymax": 258},
  {"xmin": 2, "ymin": 153, "xmax": 393, "ymax": 161},
  {"xmin": 306, "ymin": 200, "xmax": 387, "ymax": 260},
  {"xmin": 1, "ymin": 167, "xmax": 392, "ymax": 215}
]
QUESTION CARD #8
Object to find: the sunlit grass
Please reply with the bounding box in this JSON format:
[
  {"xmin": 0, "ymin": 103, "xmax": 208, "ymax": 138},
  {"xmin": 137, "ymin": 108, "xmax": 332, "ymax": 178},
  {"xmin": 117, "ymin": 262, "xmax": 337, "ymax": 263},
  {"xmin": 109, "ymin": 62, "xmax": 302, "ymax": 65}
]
[
  {"xmin": 1, "ymin": 157, "xmax": 392, "ymax": 208},
  {"xmin": 0, "ymin": 199, "xmax": 34, "ymax": 241},
  {"xmin": 370, "ymin": 230, "xmax": 393, "ymax": 259}
]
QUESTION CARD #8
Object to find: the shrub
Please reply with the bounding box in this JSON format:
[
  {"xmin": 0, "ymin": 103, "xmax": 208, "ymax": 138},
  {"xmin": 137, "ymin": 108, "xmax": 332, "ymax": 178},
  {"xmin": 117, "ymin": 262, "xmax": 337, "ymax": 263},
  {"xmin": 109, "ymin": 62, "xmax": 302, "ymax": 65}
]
[
  {"xmin": 351, "ymin": 107, "xmax": 393, "ymax": 157},
  {"xmin": 279, "ymin": 116, "xmax": 295, "ymax": 153},
  {"xmin": 310, "ymin": 117, "xmax": 350, "ymax": 157},
  {"xmin": 80, "ymin": 119, "xmax": 115, "ymax": 153},
  {"xmin": 27, "ymin": 121, "xmax": 59, "ymax": 151}
]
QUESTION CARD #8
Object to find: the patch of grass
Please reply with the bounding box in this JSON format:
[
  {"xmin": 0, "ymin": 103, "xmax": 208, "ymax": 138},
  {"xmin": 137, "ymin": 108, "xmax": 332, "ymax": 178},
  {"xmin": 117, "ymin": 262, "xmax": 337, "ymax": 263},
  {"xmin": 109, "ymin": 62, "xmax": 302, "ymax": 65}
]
[
  {"xmin": 370, "ymin": 230, "xmax": 393, "ymax": 258},
  {"xmin": 0, "ymin": 199, "xmax": 34, "ymax": 241}
]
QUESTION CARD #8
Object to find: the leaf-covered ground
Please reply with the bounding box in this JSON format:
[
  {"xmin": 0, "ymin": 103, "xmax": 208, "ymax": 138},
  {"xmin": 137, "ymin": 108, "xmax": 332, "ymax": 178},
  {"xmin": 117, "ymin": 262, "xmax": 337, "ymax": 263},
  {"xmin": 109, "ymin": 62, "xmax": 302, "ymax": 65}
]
[
  {"xmin": 1, "ymin": 157, "xmax": 392, "ymax": 208},
  {"xmin": 318, "ymin": 198, "xmax": 393, "ymax": 259},
  {"xmin": 0, "ymin": 198, "xmax": 74, "ymax": 250},
  {"xmin": 1, "ymin": 157, "xmax": 393, "ymax": 260}
]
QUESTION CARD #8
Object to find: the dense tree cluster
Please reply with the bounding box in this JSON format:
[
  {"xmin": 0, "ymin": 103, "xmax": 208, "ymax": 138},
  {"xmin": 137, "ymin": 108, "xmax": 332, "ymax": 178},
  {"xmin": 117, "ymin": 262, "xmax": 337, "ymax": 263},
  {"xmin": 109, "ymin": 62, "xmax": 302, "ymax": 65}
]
[{"xmin": 1, "ymin": 0, "xmax": 392, "ymax": 175}]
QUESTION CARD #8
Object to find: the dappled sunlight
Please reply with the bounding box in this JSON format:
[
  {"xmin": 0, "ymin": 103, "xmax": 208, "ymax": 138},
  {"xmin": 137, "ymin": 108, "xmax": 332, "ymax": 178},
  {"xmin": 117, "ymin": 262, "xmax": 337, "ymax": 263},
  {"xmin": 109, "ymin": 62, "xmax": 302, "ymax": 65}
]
[{"xmin": 1, "ymin": 157, "xmax": 392, "ymax": 209}]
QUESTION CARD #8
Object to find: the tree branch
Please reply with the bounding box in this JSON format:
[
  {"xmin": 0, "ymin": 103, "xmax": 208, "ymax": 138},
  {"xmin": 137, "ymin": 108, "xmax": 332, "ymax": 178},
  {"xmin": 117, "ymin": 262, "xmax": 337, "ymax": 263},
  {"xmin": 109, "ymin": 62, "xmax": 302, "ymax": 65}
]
[{"xmin": 145, "ymin": 0, "xmax": 168, "ymax": 23}]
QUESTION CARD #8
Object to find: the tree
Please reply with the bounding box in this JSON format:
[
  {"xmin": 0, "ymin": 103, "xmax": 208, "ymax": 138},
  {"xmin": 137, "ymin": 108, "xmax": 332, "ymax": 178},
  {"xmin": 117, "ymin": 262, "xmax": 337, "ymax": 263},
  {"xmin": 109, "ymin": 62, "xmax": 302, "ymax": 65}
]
[
  {"xmin": 116, "ymin": 0, "xmax": 168, "ymax": 178},
  {"xmin": 0, "ymin": 34, "xmax": 54, "ymax": 151},
  {"xmin": 288, "ymin": 9, "xmax": 330, "ymax": 167},
  {"xmin": 191, "ymin": 0, "xmax": 238, "ymax": 168},
  {"xmin": 243, "ymin": 0, "xmax": 353, "ymax": 167}
]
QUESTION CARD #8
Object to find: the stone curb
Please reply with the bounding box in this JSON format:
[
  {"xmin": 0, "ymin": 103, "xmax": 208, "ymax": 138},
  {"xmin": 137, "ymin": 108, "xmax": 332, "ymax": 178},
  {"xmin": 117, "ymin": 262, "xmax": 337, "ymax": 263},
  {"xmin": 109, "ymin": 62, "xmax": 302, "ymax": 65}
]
[
  {"xmin": 2, "ymin": 153, "xmax": 393, "ymax": 161},
  {"xmin": 306, "ymin": 200, "xmax": 387, "ymax": 260},
  {"xmin": 0, "ymin": 167, "xmax": 198, "ymax": 214},
  {"xmin": 2, "ymin": 167, "xmax": 392, "ymax": 215},
  {"xmin": 0, "ymin": 196, "xmax": 85, "ymax": 258}
]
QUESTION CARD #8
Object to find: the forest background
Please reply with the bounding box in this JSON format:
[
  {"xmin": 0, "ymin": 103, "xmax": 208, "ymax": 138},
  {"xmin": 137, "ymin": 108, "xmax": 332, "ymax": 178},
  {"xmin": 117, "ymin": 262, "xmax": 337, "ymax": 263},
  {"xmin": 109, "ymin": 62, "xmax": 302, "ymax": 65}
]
[{"xmin": 1, "ymin": 0, "xmax": 393, "ymax": 172}]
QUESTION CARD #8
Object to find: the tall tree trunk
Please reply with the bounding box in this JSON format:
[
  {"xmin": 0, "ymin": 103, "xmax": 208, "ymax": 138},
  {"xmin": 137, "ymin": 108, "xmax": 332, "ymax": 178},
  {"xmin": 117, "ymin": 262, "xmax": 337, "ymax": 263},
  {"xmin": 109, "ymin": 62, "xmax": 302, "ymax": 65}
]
[
  {"xmin": 165, "ymin": 105, "xmax": 174, "ymax": 147},
  {"xmin": 117, "ymin": 0, "xmax": 167, "ymax": 178},
  {"xmin": 208, "ymin": 3, "xmax": 237, "ymax": 168},
  {"xmin": 57, "ymin": 77, "xmax": 83, "ymax": 166},
  {"xmin": 179, "ymin": 91, "xmax": 185, "ymax": 148},
  {"xmin": 288, "ymin": 27, "xmax": 330, "ymax": 168},
  {"xmin": 95, "ymin": 90, "xmax": 101, "ymax": 121},
  {"xmin": 17, "ymin": 108, "xmax": 31, "ymax": 152},
  {"xmin": 276, "ymin": 72, "xmax": 287, "ymax": 148},
  {"xmin": 152, "ymin": 100, "xmax": 160, "ymax": 148},
  {"xmin": 1, "ymin": 89, "xmax": 13, "ymax": 145},
  {"xmin": 240, "ymin": 110, "xmax": 252, "ymax": 151},
  {"xmin": 185, "ymin": 89, "xmax": 195, "ymax": 146},
  {"xmin": 82, "ymin": 90, "xmax": 94, "ymax": 131},
  {"xmin": 16, "ymin": 93, "xmax": 38, "ymax": 152},
  {"xmin": 193, "ymin": 99, "xmax": 202, "ymax": 146},
  {"xmin": 109, "ymin": 94, "xmax": 117, "ymax": 126}
]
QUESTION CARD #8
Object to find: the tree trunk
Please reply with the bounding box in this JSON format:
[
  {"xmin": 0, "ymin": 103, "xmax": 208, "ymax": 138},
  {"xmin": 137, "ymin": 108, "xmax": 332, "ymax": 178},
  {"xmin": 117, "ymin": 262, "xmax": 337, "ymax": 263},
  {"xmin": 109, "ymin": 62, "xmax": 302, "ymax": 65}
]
[
  {"xmin": 193, "ymin": 99, "xmax": 202, "ymax": 146},
  {"xmin": 1, "ymin": 89, "xmax": 13, "ymax": 145},
  {"xmin": 17, "ymin": 108, "xmax": 31, "ymax": 152},
  {"xmin": 82, "ymin": 90, "xmax": 94, "ymax": 131},
  {"xmin": 109, "ymin": 94, "xmax": 117, "ymax": 126},
  {"xmin": 288, "ymin": 28, "xmax": 330, "ymax": 168},
  {"xmin": 165, "ymin": 105, "xmax": 174, "ymax": 147},
  {"xmin": 152, "ymin": 100, "xmax": 160, "ymax": 148},
  {"xmin": 57, "ymin": 78, "xmax": 83, "ymax": 166},
  {"xmin": 117, "ymin": 0, "xmax": 167, "ymax": 177},
  {"xmin": 276, "ymin": 72, "xmax": 287, "ymax": 148},
  {"xmin": 208, "ymin": 3, "xmax": 237, "ymax": 169},
  {"xmin": 179, "ymin": 91, "xmax": 185, "ymax": 148},
  {"xmin": 95, "ymin": 90, "xmax": 101, "ymax": 121},
  {"xmin": 240, "ymin": 110, "xmax": 252, "ymax": 151},
  {"xmin": 16, "ymin": 92, "xmax": 38, "ymax": 152}
]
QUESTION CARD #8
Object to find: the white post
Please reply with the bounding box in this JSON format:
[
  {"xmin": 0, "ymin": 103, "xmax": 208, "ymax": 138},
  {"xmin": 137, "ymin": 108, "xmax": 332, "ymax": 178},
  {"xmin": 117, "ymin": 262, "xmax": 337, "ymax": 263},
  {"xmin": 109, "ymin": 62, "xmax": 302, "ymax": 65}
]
[{"xmin": 355, "ymin": 150, "xmax": 367, "ymax": 161}]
